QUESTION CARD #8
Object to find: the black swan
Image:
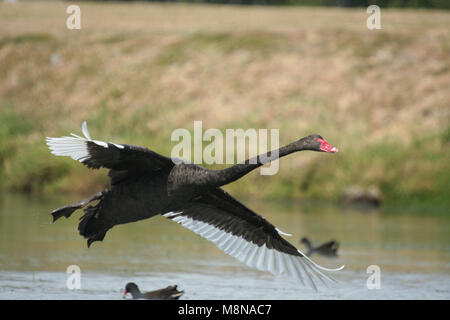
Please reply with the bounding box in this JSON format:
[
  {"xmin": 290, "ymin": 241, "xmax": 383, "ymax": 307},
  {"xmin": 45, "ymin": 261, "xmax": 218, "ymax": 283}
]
[
  {"xmin": 123, "ymin": 282, "xmax": 184, "ymax": 300},
  {"xmin": 46, "ymin": 122, "xmax": 343, "ymax": 290},
  {"xmin": 301, "ymin": 237, "xmax": 339, "ymax": 258}
]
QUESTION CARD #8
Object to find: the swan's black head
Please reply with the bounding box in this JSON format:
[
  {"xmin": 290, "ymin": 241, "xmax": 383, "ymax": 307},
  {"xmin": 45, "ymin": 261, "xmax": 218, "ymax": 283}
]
[
  {"xmin": 123, "ymin": 282, "xmax": 140, "ymax": 297},
  {"xmin": 300, "ymin": 134, "xmax": 338, "ymax": 153}
]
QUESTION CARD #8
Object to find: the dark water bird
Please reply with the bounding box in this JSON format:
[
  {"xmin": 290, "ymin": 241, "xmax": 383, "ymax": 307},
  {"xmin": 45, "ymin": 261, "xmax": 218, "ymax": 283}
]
[
  {"xmin": 123, "ymin": 282, "xmax": 184, "ymax": 300},
  {"xmin": 301, "ymin": 237, "xmax": 339, "ymax": 258},
  {"xmin": 46, "ymin": 122, "xmax": 343, "ymax": 290}
]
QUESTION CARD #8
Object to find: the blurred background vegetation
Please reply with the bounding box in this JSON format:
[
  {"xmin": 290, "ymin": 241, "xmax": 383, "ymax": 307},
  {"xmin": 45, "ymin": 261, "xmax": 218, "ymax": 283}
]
[
  {"xmin": 0, "ymin": 1, "xmax": 448, "ymax": 208},
  {"xmin": 71, "ymin": 0, "xmax": 450, "ymax": 9}
]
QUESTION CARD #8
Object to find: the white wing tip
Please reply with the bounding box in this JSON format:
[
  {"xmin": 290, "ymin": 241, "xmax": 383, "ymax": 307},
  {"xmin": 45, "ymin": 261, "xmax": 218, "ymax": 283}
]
[
  {"xmin": 46, "ymin": 121, "xmax": 92, "ymax": 162},
  {"xmin": 298, "ymin": 249, "xmax": 345, "ymax": 272},
  {"xmin": 164, "ymin": 213, "xmax": 343, "ymax": 289}
]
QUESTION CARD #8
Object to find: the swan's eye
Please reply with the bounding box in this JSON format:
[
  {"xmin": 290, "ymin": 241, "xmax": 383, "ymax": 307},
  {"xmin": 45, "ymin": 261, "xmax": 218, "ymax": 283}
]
[{"xmin": 314, "ymin": 138, "xmax": 338, "ymax": 153}]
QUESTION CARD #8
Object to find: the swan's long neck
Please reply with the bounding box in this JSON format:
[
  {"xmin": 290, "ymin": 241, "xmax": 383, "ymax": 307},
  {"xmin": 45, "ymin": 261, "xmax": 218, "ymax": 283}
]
[
  {"xmin": 167, "ymin": 138, "xmax": 317, "ymax": 194},
  {"xmin": 208, "ymin": 141, "xmax": 304, "ymax": 188}
]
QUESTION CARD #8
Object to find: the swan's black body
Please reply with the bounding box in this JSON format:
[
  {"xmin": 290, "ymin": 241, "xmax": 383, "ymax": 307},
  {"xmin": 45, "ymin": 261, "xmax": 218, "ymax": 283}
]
[{"xmin": 47, "ymin": 123, "xmax": 341, "ymax": 289}]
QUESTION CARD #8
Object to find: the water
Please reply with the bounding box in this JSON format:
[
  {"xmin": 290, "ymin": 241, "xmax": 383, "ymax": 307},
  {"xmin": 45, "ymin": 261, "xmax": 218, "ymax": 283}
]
[{"xmin": 0, "ymin": 193, "xmax": 449, "ymax": 300}]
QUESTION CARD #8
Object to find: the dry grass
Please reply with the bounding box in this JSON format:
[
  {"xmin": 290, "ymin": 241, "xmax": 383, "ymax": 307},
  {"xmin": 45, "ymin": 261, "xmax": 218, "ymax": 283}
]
[{"xmin": 0, "ymin": 2, "xmax": 449, "ymax": 203}]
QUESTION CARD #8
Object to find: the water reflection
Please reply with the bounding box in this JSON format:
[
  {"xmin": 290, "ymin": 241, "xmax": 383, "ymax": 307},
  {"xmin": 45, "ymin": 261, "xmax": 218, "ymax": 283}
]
[{"xmin": 0, "ymin": 193, "xmax": 449, "ymax": 299}]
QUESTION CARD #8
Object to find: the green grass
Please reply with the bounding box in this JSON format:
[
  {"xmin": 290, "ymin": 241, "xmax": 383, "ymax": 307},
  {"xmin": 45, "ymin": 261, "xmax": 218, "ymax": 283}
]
[
  {"xmin": 0, "ymin": 33, "xmax": 54, "ymax": 49},
  {"xmin": 0, "ymin": 3, "xmax": 449, "ymax": 208},
  {"xmin": 156, "ymin": 31, "xmax": 282, "ymax": 66}
]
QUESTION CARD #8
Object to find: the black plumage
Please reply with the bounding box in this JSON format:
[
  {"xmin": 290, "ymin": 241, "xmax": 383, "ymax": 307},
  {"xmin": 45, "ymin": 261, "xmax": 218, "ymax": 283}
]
[
  {"xmin": 47, "ymin": 122, "xmax": 342, "ymax": 288},
  {"xmin": 123, "ymin": 282, "xmax": 184, "ymax": 300}
]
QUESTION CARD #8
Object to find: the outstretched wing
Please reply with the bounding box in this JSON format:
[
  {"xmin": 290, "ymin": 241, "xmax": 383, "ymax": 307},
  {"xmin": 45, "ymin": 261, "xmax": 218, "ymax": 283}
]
[
  {"xmin": 164, "ymin": 188, "xmax": 343, "ymax": 290},
  {"xmin": 46, "ymin": 122, "xmax": 174, "ymax": 176}
]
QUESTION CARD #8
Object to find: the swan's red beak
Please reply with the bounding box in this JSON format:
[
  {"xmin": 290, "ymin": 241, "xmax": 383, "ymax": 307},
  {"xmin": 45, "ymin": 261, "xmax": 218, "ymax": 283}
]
[{"xmin": 315, "ymin": 138, "xmax": 338, "ymax": 153}]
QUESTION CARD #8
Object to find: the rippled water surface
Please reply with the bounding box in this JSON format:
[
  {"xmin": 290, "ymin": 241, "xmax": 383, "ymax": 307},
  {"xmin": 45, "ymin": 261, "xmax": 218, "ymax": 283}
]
[{"xmin": 0, "ymin": 193, "xmax": 449, "ymax": 299}]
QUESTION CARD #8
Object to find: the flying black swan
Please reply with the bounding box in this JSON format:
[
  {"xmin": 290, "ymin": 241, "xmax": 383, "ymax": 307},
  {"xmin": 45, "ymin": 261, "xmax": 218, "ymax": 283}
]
[
  {"xmin": 46, "ymin": 122, "xmax": 343, "ymax": 290},
  {"xmin": 123, "ymin": 282, "xmax": 184, "ymax": 300},
  {"xmin": 301, "ymin": 237, "xmax": 339, "ymax": 258}
]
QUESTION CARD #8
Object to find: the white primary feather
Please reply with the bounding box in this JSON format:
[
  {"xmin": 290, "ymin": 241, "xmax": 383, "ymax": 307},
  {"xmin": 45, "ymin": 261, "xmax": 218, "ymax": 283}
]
[
  {"xmin": 46, "ymin": 121, "xmax": 122, "ymax": 163},
  {"xmin": 163, "ymin": 212, "xmax": 343, "ymax": 290}
]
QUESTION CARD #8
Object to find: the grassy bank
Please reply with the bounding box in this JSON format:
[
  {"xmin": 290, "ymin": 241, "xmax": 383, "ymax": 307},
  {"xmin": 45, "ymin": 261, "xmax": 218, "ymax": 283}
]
[{"xmin": 0, "ymin": 2, "xmax": 449, "ymax": 205}]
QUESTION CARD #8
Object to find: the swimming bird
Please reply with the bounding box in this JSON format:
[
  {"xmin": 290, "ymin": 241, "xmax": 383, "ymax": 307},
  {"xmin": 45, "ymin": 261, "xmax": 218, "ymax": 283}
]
[
  {"xmin": 46, "ymin": 122, "xmax": 343, "ymax": 290},
  {"xmin": 301, "ymin": 237, "xmax": 339, "ymax": 258},
  {"xmin": 123, "ymin": 282, "xmax": 184, "ymax": 300}
]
